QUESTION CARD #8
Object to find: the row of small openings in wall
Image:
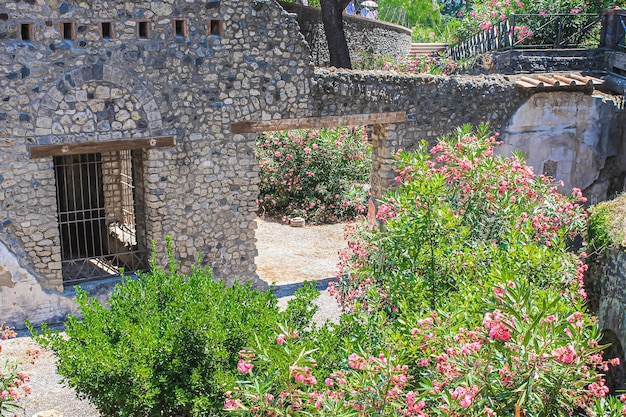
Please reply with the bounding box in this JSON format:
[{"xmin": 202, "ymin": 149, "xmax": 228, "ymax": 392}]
[{"xmin": 16, "ymin": 19, "xmax": 224, "ymax": 42}]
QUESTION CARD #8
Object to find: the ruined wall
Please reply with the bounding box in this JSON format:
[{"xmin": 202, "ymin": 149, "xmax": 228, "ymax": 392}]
[
  {"xmin": 311, "ymin": 70, "xmax": 534, "ymax": 198},
  {"xmin": 500, "ymin": 91, "xmax": 626, "ymax": 201},
  {"xmin": 587, "ymin": 247, "xmax": 626, "ymax": 391},
  {"xmin": 0, "ymin": 0, "xmax": 316, "ymax": 326},
  {"xmin": 311, "ymin": 70, "xmax": 626, "ymax": 202},
  {"xmin": 278, "ymin": 2, "xmax": 412, "ymax": 67},
  {"xmin": 465, "ymin": 49, "xmax": 607, "ymax": 75},
  {"xmin": 0, "ymin": 0, "xmax": 622, "ymax": 328}
]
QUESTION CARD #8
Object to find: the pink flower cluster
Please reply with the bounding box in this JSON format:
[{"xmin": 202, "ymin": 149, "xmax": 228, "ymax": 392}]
[
  {"xmin": 256, "ymin": 126, "xmax": 370, "ymax": 224},
  {"xmin": 0, "ymin": 323, "xmax": 33, "ymax": 415},
  {"xmin": 483, "ymin": 310, "xmax": 512, "ymax": 342}
]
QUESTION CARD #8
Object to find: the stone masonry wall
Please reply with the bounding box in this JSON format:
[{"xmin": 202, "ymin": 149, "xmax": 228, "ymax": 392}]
[
  {"xmin": 0, "ymin": 0, "xmax": 317, "ymax": 326},
  {"xmin": 311, "ymin": 69, "xmax": 534, "ymax": 198},
  {"xmin": 586, "ymin": 248, "xmax": 626, "ymax": 390},
  {"xmin": 278, "ymin": 2, "xmax": 412, "ymax": 67},
  {"xmin": 0, "ymin": 0, "xmax": 622, "ymax": 328}
]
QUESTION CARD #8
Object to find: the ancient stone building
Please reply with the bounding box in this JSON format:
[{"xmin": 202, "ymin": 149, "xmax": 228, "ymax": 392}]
[
  {"xmin": 2, "ymin": 0, "xmax": 626, "ymax": 328},
  {"xmin": 0, "ymin": 0, "xmax": 317, "ymax": 325}
]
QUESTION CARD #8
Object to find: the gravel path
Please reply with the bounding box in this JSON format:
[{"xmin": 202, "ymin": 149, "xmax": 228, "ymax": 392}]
[{"xmin": 3, "ymin": 219, "xmax": 347, "ymax": 417}]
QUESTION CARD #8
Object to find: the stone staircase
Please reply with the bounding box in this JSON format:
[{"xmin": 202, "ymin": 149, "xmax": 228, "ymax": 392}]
[{"xmin": 408, "ymin": 42, "xmax": 449, "ymax": 59}]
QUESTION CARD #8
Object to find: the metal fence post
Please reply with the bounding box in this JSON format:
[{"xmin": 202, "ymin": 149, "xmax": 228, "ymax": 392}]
[
  {"xmin": 557, "ymin": 15, "xmax": 563, "ymax": 47},
  {"xmin": 510, "ymin": 14, "xmax": 516, "ymax": 50}
]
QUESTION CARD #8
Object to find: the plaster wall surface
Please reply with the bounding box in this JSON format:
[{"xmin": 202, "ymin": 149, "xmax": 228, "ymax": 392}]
[
  {"xmin": 0, "ymin": 241, "xmax": 78, "ymax": 325},
  {"xmin": 499, "ymin": 92, "xmax": 626, "ymax": 200}
]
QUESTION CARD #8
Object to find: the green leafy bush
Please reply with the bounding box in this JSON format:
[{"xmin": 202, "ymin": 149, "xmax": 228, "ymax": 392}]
[
  {"xmin": 256, "ymin": 127, "xmax": 371, "ymax": 223},
  {"xmin": 225, "ymin": 126, "xmax": 623, "ymax": 417},
  {"xmin": 456, "ymin": 0, "xmax": 621, "ymax": 47},
  {"xmin": 30, "ymin": 240, "xmax": 319, "ymax": 417},
  {"xmin": 333, "ymin": 124, "xmax": 587, "ymax": 315},
  {"xmin": 587, "ymin": 194, "xmax": 626, "ymax": 258}
]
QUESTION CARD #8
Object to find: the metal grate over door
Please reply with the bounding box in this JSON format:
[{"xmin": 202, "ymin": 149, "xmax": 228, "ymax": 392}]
[{"xmin": 54, "ymin": 151, "xmax": 149, "ymax": 285}]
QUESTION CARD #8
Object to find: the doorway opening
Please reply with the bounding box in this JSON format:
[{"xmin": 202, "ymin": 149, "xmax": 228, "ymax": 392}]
[{"xmin": 54, "ymin": 150, "xmax": 149, "ymax": 285}]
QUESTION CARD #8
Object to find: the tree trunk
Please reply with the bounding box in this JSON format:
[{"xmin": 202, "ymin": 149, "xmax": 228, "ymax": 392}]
[{"xmin": 320, "ymin": 0, "xmax": 352, "ymax": 69}]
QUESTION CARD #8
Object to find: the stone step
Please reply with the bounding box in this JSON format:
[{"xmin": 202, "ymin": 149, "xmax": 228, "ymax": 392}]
[{"xmin": 408, "ymin": 42, "xmax": 448, "ymax": 58}]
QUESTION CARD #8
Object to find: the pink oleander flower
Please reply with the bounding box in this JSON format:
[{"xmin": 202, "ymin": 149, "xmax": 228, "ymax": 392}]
[
  {"xmin": 224, "ymin": 398, "xmax": 243, "ymax": 409},
  {"xmin": 348, "ymin": 353, "xmax": 366, "ymax": 370},
  {"xmin": 276, "ymin": 334, "xmax": 287, "ymax": 345},
  {"xmin": 553, "ymin": 344, "xmax": 577, "ymax": 364},
  {"xmin": 237, "ymin": 359, "xmax": 254, "ymax": 373},
  {"xmin": 588, "ymin": 380, "xmax": 609, "ymax": 397}
]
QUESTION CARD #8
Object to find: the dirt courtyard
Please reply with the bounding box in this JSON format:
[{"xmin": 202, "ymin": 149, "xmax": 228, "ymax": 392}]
[{"xmin": 254, "ymin": 217, "xmax": 352, "ymax": 285}]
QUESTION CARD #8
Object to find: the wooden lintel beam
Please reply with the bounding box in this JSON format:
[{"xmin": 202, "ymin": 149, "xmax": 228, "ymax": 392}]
[
  {"xmin": 231, "ymin": 112, "xmax": 406, "ymax": 134},
  {"xmin": 30, "ymin": 136, "xmax": 175, "ymax": 159}
]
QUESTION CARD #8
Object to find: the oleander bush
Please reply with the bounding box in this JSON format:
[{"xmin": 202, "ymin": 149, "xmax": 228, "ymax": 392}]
[
  {"xmin": 30, "ymin": 239, "xmax": 320, "ymax": 417},
  {"xmin": 225, "ymin": 125, "xmax": 625, "ymax": 416},
  {"xmin": 455, "ymin": 0, "xmax": 620, "ymax": 47},
  {"xmin": 256, "ymin": 127, "xmax": 371, "ymax": 224},
  {"xmin": 0, "ymin": 323, "xmax": 34, "ymax": 417},
  {"xmin": 353, "ymin": 50, "xmax": 458, "ymax": 75}
]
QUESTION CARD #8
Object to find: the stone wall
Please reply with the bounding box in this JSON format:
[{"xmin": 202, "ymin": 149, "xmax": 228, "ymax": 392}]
[
  {"xmin": 587, "ymin": 247, "xmax": 626, "ymax": 391},
  {"xmin": 500, "ymin": 91, "xmax": 626, "ymax": 201},
  {"xmin": 0, "ymin": 0, "xmax": 316, "ymax": 326},
  {"xmin": 311, "ymin": 69, "xmax": 534, "ymax": 197},
  {"xmin": 278, "ymin": 2, "xmax": 412, "ymax": 67},
  {"xmin": 310, "ymin": 70, "xmax": 626, "ymax": 201},
  {"xmin": 464, "ymin": 49, "xmax": 607, "ymax": 75}
]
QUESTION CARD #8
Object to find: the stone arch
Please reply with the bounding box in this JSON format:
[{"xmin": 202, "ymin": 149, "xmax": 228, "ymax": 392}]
[
  {"xmin": 600, "ymin": 329, "xmax": 626, "ymax": 394},
  {"xmin": 36, "ymin": 64, "xmax": 163, "ymax": 138}
]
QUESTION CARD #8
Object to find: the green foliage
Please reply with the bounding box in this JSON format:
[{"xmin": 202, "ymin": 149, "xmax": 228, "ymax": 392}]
[
  {"xmin": 455, "ymin": 0, "xmax": 622, "ymax": 47},
  {"xmin": 588, "ymin": 193, "xmax": 626, "ymax": 258},
  {"xmin": 256, "ymin": 127, "xmax": 371, "ymax": 224},
  {"xmin": 334, "ymin": 124, "xmax": 587, "ymax": 316},
  {"xmin": 225, "ymin": 126, "xmax": 619, "ymax": 416},
  {"xmin": 30, "ymin": 239, "xmax": 319, "ymax": 417},
  {"xmin": 353, "ymin": 50, "xmax": 458, "ymax": 74},
  {"xmin": 0, "ymin": 324, "xmax": 33, "ymax": 416}
]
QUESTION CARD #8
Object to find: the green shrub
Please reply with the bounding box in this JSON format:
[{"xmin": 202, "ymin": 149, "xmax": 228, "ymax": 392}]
[
  {"xmin": 588, "ymin": 193, "xmax": 626, "ymax": 258},
  {"xmin": 30, "ymin": 240, "xmax": 319, "ymax": 417},
  {"xmin": 256, "ymin": 127, "xmax": 371, "ymax": 223},
  {"xmin": 225, "ymin": 126, "xmax": 620, "ymax": 417}
]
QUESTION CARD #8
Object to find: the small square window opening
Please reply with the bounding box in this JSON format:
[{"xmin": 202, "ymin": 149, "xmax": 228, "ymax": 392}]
[
  {"xmin": 209, "ymin": 19, "xmax": 223, "ymax": 37},
  {"xmin": 61, "ymin": 21, "xmax": 74, "ymax": 40},
  {"xmin": 174, "ymin": 18, "xmax": 186, "ymax": 38},
  {"xmin": 20, "ymin": 23, "xmax": 32, "ymax": 41},
  {"xmin": 137, "ymin": 21, "xmax": 150, "ymax": 39},
  {"xmin": 101, "ymin": 21, "xmax": 113, "ymax": 40}
]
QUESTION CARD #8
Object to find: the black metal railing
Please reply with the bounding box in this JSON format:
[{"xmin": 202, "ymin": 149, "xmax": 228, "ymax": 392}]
[{"xmin": 448, "ymin": 13, "xmax": 602, "ymax": 61}]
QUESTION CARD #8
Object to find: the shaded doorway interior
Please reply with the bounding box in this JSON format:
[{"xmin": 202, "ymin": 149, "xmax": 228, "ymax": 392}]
[{"xmin": 54, "ymin": 150, "xmax": 149, "ymax": 285}]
